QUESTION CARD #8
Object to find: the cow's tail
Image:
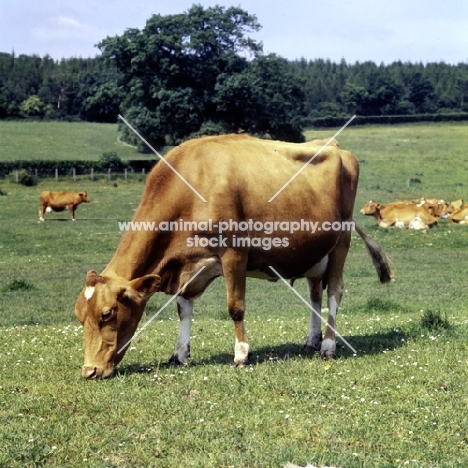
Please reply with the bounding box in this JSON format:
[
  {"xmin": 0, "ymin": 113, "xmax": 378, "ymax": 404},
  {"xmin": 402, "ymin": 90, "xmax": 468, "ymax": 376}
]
[{"xmin": 354, "ymin": 221, "xmax": 393, "ymax": 283}]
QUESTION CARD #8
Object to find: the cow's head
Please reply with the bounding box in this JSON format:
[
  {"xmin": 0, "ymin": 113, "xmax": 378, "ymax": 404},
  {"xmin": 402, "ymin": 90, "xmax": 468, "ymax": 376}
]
[
  {"xmin": 75, "ymin": 270, "xmax": 160, "ymax": 379},
  {"xmin": 360, "ymin": 200, "xmax": 379, "ymax": 215},
  {"xmin": 446, "ymin": 198, "xmax": 464, "ymax": 214},
  {"xmin": 79, "ymin": 191, "xmax": 91, "ymax": 203}
]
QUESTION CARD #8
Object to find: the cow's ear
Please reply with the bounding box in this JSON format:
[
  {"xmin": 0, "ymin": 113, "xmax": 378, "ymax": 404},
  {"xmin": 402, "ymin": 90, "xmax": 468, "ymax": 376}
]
[
  {"xmin": 75, "ymin": 292, "xmax": 87, "ymax": 323},
  {"xmin": 120, "ymin": 275, "xmax": 161, "ymax": 302},
  {"xmin": 132, "ymin": 275, "xmax": 161, "ymax": 298},
  {"xmin": 86, "ymin": 270, "xmax": 106, "ymax": 287}
]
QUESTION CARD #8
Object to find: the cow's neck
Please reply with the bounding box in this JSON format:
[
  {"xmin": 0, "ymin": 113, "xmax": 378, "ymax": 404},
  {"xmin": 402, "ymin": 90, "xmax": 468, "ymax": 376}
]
[
  {"xmin": 102, "ymin": 229, "xmax": 160, "ymax": 279},
  {"xmin": 102, "ymin": 199, "xmax": 179, "ymax": 280}
]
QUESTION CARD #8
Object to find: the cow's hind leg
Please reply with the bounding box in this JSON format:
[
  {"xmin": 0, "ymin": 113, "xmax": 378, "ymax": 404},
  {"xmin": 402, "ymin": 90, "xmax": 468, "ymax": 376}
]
[
  {"xmin": 321, "ymin": 232, "xmax": 351, "ymax": 360},
  {"xmin": 68, "ymin": 204, "xmax": 76, "ymax": 221},
  {"xmin": 169, "ymin": 296, "xmax": 193, "ymax": 365},
  {"xmin": 221, "ymin": 249, "xmax": 250, "ymax": 367},
  {"xmin": 303, "ymin": 277, "xmax": 323, "ymax": 353}
]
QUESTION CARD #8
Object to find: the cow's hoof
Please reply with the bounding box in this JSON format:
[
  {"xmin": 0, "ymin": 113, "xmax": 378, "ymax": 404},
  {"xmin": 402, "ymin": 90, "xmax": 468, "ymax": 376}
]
[
  {"xmin": 302, "ymin": 343, "xmax": 321, "ymax": 354},
  {"xmin": 168, "ymin": 354, "xmax": 187, "ymax": 366},
  {"xmin": 233, "ymin": 357, "xmax": 251, "ymax": 368},
  {"xmin": 320, "ymin": 338, "xmax": 336, "ymax": 360},
  {"xmin": 320, "ymin": 351, "xmax": 336, "ymax": 360}
]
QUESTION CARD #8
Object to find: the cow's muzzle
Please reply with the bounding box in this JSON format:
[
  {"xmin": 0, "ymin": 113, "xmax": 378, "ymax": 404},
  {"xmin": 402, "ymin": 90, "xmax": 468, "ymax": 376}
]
[{"xmin": 81, "ymin": 365, "xmax": 113, "ymax": 379}]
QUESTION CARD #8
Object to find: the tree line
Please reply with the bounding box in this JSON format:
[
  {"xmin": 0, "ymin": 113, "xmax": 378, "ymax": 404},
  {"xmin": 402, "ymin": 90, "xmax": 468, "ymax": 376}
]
[{"xmin": 1, "ymin": 4, "xmax": 468, "ymax": 147}]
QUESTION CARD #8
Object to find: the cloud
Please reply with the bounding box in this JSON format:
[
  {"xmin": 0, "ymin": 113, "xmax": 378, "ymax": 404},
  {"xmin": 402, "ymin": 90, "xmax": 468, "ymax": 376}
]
[{"xmin": 33, "ymin": 16, "xmax": 104, "ymax": 43}]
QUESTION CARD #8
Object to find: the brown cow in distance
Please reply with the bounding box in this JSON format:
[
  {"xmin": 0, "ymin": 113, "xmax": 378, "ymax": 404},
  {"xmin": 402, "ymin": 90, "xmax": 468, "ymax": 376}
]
[
  {"xmin": 75, "ymin": 134, "xmax": 392, "ymax": 379},
  {"xmin": 449, "ymin": 204, "xmax": 468, "ymax": 224},
  {"xmin": 445, "ymin": 199, "xmax": 464, "ymax": 216},
  {"xmin": 39, "ymin": 190, "xmax": 90, "ymax": 221},
  {"xmin": 360, "ymin": 200, "xmax": 439, "ymax": 229}
]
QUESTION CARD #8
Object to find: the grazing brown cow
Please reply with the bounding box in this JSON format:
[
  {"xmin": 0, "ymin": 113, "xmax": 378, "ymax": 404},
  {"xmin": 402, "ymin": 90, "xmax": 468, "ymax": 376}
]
[
  {"xmin": 75, "ymin": 134, "xmax": 392, "ymax": 379},
  {"xmin": 39, "ymin": 191, "xmax": 90, "ymax": 221},
  {"xmin": 360, "ymin": 200, "xmax": 438, "ymax": 229}
]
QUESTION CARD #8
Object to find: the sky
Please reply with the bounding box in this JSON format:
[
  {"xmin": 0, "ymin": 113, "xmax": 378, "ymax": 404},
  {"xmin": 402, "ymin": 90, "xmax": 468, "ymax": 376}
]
[{"xmin": 1, "ymin": 0, "xmax": 468, "ymax": 65}]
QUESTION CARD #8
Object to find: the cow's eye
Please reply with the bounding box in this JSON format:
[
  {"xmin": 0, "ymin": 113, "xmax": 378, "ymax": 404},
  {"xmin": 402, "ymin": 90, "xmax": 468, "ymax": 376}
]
[{"xmin": 101, "ymin": 309, "xmax": 113, "ymax": 322}]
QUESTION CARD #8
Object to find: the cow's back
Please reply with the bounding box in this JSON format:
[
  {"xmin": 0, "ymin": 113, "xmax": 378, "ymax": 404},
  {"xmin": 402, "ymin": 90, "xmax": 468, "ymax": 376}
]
[
  {"xmin": 144, "ymin": 134, "xmax": 357, "ymax": 222},
  {"xmin": 40, "ymin": 191, "xmax": 52, "ymax": 203}
]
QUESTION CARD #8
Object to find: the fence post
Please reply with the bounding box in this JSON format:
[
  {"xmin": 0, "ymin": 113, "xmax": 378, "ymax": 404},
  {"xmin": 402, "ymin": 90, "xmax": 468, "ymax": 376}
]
[
  {"xmin": 108, "ymin": 168, "xmax": 111, "ymax": 181},
  {"xmin": 90, "ymin": 167, "xmax": 94, "ymax": 181},
  {"xmin": 15, "ymin": 170, "xmax": 19, "ymax": 183},
  {"xmin": 124, "ymin": 168, "xmax": 128, "ymax": 180},
  {"xmin": 35, "ymin": 168, "xmax": 38, "ymax": 182},
  {"xmin": 142, "ymin": 168, "xmax": 145, "ymax": 176},
  {"xmin": 55, "ymin": 168, "xmax": 58, "ymax": 182},
  {"xmin": 73, "ymin": 167, "xmax": 76, "ymax": 182}
]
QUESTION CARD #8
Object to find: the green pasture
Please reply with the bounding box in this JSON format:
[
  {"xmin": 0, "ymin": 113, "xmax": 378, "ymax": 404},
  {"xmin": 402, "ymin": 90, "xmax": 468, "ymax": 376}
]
[
  {"xmin": 0, "ymin": 120, "xmax": 140, "ymax": 161},
  {"xmin": 0, "ymin": 121, "xmax": 467, "ymax": 467}
]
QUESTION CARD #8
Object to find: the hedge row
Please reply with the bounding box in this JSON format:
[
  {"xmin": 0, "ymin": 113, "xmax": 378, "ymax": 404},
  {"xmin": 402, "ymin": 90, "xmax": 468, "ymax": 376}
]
[
  {"xmin": 306, "ymin": 112, "xmax": 468, "ymax": 128},
  {"xmin": 0, "ymin": 159, "xmax": 158, "ymax": 178}
]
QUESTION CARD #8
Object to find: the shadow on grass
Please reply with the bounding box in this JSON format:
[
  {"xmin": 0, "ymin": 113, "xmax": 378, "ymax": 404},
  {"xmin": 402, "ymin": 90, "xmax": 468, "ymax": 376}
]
[
  {"xmin": 197, "ymin": 327, "xmax": 415, "ymax": 365},
  {"xmin": 114, "ymin": 326, "xmax": 421, "ymax": 377}
]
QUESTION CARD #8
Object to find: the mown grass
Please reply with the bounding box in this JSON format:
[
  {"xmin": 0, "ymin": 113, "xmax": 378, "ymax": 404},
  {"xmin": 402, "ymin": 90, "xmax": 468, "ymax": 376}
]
[
  {"xmin": 0, "ymin": 120, "xmax": 141, "ymax": 161},
  {"xmin": 0, "ymin": 122, "xmax": 468, "ymax": 467}
]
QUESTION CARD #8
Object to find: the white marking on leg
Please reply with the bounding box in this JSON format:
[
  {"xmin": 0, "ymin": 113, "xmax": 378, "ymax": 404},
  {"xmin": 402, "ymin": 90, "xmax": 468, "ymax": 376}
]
[
  {"xmin": 303, "ymin": 257, "xmax": 328, "ymax": 349},
  {"xmin": 234, "ymin": 338, "xmax": 249, "ymax": 363},
  {"xmin": 321, "ymin": 338, "xmax": 336, "ymax": 356},
  {"xmin": 327, "ymin": 295, "xmax": 338, "ymax": 332},
  {"xmin": 174, "ymin": 297, "xmax": 193, "ymax": 363},
  {"xmin": 321, "ymin": 295, "xmax": 338, "ymax": 356},
  {"xmin": 305, "ymin": 277, "xmax": 323, "ymax": 349},
  {"xmin": 84, "ymin": 286, "xmax": 95, "ymax": 300}
]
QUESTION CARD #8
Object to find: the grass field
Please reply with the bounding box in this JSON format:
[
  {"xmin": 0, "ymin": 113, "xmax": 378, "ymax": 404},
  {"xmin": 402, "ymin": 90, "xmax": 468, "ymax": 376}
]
[
  {"xmin": 0, "ymin": 120, "xmax": 141, "ymax": 161},
  {"xmin": 0, "ymin": 121, "xmax": 467, "ymax": 467}
]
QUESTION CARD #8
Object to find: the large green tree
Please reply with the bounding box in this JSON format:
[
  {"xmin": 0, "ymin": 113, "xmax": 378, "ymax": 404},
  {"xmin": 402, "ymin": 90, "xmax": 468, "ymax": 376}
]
[
  {"xmin": 98, "ymin": 4, "xmax": 305, "ymax": 147},
  {"xmin": 215, "ymin": 54, "xmax": 305, "ymax": 141}
]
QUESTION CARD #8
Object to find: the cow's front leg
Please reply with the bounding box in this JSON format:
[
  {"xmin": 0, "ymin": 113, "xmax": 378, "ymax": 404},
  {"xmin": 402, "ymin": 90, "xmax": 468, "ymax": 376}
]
[
  {"xmin": 303, "ymin": 277, "xmax": 323, "ymax": 353},
  {"xmin": 169, "ymin": 296, "xmax": 193, "ymax": 365},
  {"xmin": 232, "ymin": 311, "xmax": 249, "ymax": 367},
  {"xmin": 39, "ymin": 205, "xmax": 46, "ymax": 221},
  {"xmin": 222, "ymin": 249, "xmax": 250, "ymax": 367}
]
